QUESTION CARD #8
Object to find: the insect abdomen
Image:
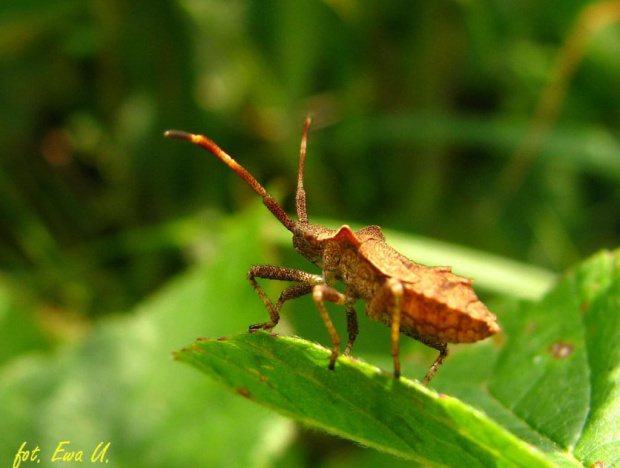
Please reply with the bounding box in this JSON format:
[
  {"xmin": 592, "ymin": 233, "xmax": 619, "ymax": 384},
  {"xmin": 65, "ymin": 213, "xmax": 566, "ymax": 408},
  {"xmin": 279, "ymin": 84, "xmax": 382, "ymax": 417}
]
[{"xmin": 399, "ymin": 289, "xmax": 498, "ymax": 343}]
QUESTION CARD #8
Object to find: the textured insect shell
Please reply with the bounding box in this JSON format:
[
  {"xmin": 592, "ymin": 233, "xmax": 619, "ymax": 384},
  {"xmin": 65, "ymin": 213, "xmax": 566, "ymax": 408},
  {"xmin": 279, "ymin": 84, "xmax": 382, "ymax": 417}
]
[
  {"xmin": 293, "ymin": 223, "xmax": 338, "ymax": 268},
  {"xmin": 327, "ymin": 225, "xmax": 500, "ymax": 344}
]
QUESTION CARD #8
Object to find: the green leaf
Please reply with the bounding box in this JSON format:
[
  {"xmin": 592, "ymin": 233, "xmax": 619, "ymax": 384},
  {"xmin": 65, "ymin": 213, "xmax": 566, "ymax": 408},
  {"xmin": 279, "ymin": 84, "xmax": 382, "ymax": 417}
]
[
  {"xmin": 176, "ymin": 249, "xmax": 620, "ymax": 466},
  {"xmin": 489, "ymin": 250, "xmax": 620, "ymax": 466},
  {"xmin": 176, "ymin": 332, "xmax": 558, "ymax": 466}
]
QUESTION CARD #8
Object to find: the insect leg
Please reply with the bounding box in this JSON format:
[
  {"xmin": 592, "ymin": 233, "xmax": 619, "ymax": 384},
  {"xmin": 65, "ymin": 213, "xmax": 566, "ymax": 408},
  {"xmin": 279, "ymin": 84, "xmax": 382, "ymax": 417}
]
[
  {"xmin": 422, "ymin": 343, "xmax": 449, "ymax": 386},
  {"xmin": 247, "ymin": 266, "xmax": 323, "ymax": 330},
  {"xmin": 400, "ymin": 328, "xmax": 450, "ymax": 385},
  {"xmin": 365, "ymin": 278, "xmax": 405, "ymax": 378},
  {"xmin": 343, "ymin": 305, "xmax": 359, "ymax": 356},
  {"xmin": 384, "ymin": 278, "xmax": 404, "ymax": 378},
  {"xmin": 312, "ymin": 284, "xmax": 348, "ymax": 370}
]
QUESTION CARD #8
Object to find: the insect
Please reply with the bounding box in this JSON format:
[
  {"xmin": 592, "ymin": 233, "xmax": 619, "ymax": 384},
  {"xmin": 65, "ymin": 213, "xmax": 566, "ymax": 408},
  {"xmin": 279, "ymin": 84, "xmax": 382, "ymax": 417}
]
[{"xmin": 165, "ymin": 118, "xmax": 500, "ymax": 384}]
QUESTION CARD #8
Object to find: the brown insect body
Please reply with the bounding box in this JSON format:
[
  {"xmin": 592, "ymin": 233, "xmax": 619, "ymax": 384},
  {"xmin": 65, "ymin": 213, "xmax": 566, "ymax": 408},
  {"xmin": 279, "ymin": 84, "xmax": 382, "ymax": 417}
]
[
  {"xmin": 165, "ymin": 119, "xmax": 499, "ymax": 384},
  {"xmin": 322, "ymin": 225, "xmax": 497, "ymax": 342}
]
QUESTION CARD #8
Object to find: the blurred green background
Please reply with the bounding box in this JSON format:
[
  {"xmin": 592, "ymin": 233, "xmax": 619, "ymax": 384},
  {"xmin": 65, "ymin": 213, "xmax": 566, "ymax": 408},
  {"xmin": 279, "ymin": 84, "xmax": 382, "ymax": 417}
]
[{"xmin": 1, "ymin": 0, "xmax": 619, "ymax": 466}]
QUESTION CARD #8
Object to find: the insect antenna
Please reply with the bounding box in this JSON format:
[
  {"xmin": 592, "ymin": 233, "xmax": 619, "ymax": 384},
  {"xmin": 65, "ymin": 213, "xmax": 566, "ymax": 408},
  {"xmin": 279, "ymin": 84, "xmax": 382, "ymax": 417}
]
[
  {"xmin": 295, "ymin": 117, "xmax": 312, "ymax": 225},
  {"xmin": 164, "ymin": 130, "xmax": 296, "ymax": 233}
]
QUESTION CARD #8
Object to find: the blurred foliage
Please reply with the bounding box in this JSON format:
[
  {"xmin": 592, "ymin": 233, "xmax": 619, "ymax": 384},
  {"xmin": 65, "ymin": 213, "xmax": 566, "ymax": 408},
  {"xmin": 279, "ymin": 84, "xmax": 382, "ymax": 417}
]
[
  {"xmin": 0, "ymin": 0, "xmax": 619, "ymax": 466},
  {"xmin": 1, "ymin": 0, "xmax": 619, "ymax": 317}
]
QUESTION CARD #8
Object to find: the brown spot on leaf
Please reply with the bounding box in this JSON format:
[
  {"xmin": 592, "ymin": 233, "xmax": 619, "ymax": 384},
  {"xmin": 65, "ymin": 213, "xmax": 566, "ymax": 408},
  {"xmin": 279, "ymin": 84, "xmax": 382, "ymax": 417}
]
[
  {"xmin": 196, "ymin": 336, "xmax": 210, "ymax": 341},
  {"xmin": 589, "ymin": 461, "xmax": 606, "ymax": 468},
  {"xmin": 580, "ymin": 301, "xmax": 590, "ymax": 314},
  {"xmin": 237, "ymin": 387, "xmax": 251, "ymax": 398},
  {"xmin": 259, "ymin": 376, "xmax": 268, "ymax": 382},
  {"xmin": 549, "ymin": 341, "xmax": 574, "ymax": 359},
  {"xmin": 217, "ymin": 336, "xmax": 228, "ymax": 341}
]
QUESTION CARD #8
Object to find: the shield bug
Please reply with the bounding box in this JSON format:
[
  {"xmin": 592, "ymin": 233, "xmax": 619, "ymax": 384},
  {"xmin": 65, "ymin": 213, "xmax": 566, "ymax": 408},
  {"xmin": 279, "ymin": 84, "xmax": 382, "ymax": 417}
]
[{"xmin": 165, "ymin": 118, "xmax": 499, "ymax": 384}]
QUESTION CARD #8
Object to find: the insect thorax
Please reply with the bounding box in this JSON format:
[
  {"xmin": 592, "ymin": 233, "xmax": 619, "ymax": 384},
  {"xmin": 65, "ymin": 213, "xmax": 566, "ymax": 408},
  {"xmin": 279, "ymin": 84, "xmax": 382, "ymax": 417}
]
[
  {"xmin": 292, "ymin": 223, "xmax": 337, "ymax": 268},
  {"xmin": 325, "ymin": 242, "xmax": 382, "ymax": 301}
]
